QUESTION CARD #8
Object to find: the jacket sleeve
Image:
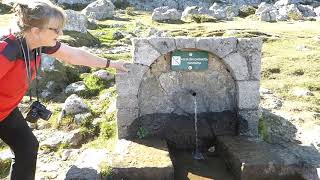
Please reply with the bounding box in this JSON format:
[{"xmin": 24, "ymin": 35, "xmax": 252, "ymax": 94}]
[
  {"xmin": 0, "ymin": 41, "xmax": 15, "ymax": 80},
  {"xmin": 42, "ymin": 41, "xmax": 61, "ymax": 54}
]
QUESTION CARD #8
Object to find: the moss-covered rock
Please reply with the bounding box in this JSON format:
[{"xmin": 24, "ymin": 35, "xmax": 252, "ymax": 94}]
[
  {"xmin": 59, "ymin": 31, "xmax": 100, "ymax": 47},
  {"xmin": 59, "ymin": 3, "xmax": 88, "ymax": 11},
  {"xmin": 0, "ymin": 159, "xmax": 11, "ymax": 179},
  {"xmin": 31, "ymin": 61, "xmax": 82, "ymax": 101},
  {"xmin": 239, "ymin": 5, "xmax": 256, "ymax": 18}
]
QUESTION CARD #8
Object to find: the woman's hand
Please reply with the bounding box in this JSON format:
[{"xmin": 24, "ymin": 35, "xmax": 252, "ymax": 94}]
[{"xmin": 110, "ymin": 60, "xmax": 129, "ymax": 72}]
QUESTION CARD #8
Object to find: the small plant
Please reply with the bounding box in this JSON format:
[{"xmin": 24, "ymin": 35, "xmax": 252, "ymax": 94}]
[
  {"xmin": 137, "ymin": 127, "xmax": 148, "ymax": 139},
  {"xmin": 82, "ymin": 74, "xmax": 112, "ymax": 97},
  {"xmin": 100, "ymin": 121, "xmax": 116, "ymax": 140},
  {"xmin": 99, "ymin": 161, "xmax": 113, "ymax": 178},
  {"xmin": 125, "ymin": 7, "xmax": 135, "ymax": 16},
  {"xmin": 190, "ymin": 14, "xmax": 216, "ymax": 23},
  {"xmin": 258, "ymin": 117, "xmax": 270, "ymax": 142}
]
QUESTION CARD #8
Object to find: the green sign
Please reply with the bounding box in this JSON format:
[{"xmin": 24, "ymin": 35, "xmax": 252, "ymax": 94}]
[{"xmin": 171, "ymin": 50, "xmax": 208, "ymax": 71}]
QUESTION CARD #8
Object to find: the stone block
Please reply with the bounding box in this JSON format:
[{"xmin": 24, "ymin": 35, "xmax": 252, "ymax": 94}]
[
  {"xmin": 237, "ymin": 38, "xmax": 263, "ymax": 80},
  {"xmin": 223, "ymin": 53, "xmax": 250, "ymax": 81},
  {"xmin": 111, "ymin": 138, "xmax": 174, "ymax": 180},
  {"xmin": 196, "ymin": 37, "xmax": 237, "ymax": 58},
  {"xmin": 247, "ymin": 53, "xmax": 261, "ymax": 80},
  {"xmin": 116, "ymin": 80, "xmax": 140, "ymax": 96},
  {"xmin": 148, "ymin": 38, "xmax": 176, "ymax": 54},
  {"xmin": 237, "ymin": 81, "xmax": 260, "ymax": 109},
  {"xmin": 237, "ymin": 38, "xmax": 263, "ymax": 54},
  {"xmin": 116, "ymin": 95, "xmax": 139, "ymax": 109},
  {"xmin": 132, "ymin": 38, "xmax": 161, "ymax": 66},
  {"xmin": 115, "ymin": 64, "xmax": 148, "ymax": 96},
  {"xmin": 238, "ymin": 110, "xmax": 260, "ymax": 137},
  {"xmin": 116, "ymin": 63, "xmax": 149, "ymax": 80},
  {"xmin": 217, "ymin": 136, "xmax": 320, "ymax": 180},
  {"xmin": 175, "ymin": 37, "xmax": 196, "ymax": 49},
  {"xmin": 117, "ymin": 108, "xmax": 139, "ymax": 138}
]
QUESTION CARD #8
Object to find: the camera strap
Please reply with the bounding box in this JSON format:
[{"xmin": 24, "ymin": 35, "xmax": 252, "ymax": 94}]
[
  {"xmin": 19, "ymin": 38, "xmax": 41, "ymax": 102},
  {"xmin": 34, "ymin": 48, "xmax": 41, "ymax": 102}
]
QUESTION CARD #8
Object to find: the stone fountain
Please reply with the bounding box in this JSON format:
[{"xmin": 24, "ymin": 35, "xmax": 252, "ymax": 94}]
[{"xmin": 116, "ymin": 37, "xmax": 262, "ymax": 146}]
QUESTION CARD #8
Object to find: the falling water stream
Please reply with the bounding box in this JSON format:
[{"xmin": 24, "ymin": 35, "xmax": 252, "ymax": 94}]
[
  {"xmin": 191, "ymin": 92, "xmax": 204, "ymax": 160},
  {"xmin": 169, "ymin": 91, "xmax": 235, "ymax": 179}
]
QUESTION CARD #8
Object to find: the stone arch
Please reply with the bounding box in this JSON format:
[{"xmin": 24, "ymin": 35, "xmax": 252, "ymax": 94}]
[{"xmin": 116, "ymin": 37, "xmax": 262, "ymax": 139}]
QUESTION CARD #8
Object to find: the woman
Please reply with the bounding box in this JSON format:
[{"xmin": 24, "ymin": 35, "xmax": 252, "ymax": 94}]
[{"xmin": 0, "ymin": 1, "xmax": 127, "ymax": 179}]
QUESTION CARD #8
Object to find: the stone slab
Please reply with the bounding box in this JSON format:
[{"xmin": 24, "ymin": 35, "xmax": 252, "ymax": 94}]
[
  {"xmin": 217, "ymin": 136, "xmax": 320, "ymax": 180},
  {"xmin": 110, "ymin": 138, "xmax": 174, "ymax": 180}
]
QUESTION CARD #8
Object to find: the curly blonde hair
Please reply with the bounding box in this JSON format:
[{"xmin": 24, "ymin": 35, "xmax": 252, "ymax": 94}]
[{"xmin": 13, "ymin": 0, "xmax": 66, "ymax": 34}]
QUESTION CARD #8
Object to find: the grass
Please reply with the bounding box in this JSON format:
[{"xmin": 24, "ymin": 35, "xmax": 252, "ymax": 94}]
[
  {"xmin": 101, "ymin": 52, "xmax": 132, "ymax": 61},
  {"xmin": 261, "ymin": 36, "xmax": 320, "ymax": 112}
]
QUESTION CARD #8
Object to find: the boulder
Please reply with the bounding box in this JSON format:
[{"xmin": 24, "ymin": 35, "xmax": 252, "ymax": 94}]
[
  {"xmin": 64, "ymin": 10, "xmax": 88, "ymax": 33},
  {"xmin": 152, "ymin": 6, "xmax": 182, "ymax": 22},
  {"xmin": 81, "ymin": 0, "xmax": 115, "ymax": 20}
]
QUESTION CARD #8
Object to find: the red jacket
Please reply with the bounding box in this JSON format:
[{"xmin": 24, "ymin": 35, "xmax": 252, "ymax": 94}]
[{"xmin": 0, "ymin": 34, "xmax": 61, "ymax": 121}]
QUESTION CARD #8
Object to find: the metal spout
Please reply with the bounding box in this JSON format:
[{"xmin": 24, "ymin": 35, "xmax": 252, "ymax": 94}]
[{"xmin": 190, "ymin": 90, "xmax": 196, "ymax": 96}]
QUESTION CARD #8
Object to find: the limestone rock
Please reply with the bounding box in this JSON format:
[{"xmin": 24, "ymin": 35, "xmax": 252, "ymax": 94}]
[{"xmin": 81, "ymin": 0, "xmax": 115, "ymax": 20}]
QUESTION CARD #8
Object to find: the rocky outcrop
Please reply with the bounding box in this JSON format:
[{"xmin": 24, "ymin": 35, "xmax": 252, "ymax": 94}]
[
  {"xmin": 81, "ymin": 0, "xmax": 115, "ymax": 20},
  {"xmin": 64, "ymin": 10, "xmax": 88, "ymax": 33},
  {"xmin": 152, "ymin": 6, "xmax": 182, "ymax": 22}
]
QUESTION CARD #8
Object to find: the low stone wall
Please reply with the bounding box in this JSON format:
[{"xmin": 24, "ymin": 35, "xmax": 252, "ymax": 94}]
[{"xmin": 116, "ymin": 37, "xmax": 262, "ymax": 142}]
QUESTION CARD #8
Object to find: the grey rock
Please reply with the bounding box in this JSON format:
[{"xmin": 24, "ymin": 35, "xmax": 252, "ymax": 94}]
[
  {"xmin": 64, "ymin": 10, "xmax": 88, "ymax": 33},
  {"xmin": 65, "ymin": 81, "xmax": 87, "ymax": 94},
  {"xmin": 297, "ymin": 4, "xmax": 316, "ymax": 17},
  {"xmin": 81, "ymin": 0, "xmax": 115, "ymax": 20},
  {"xmin": 256, "ymin": 2, "xmax": 275, "ymax": 16},
  {"xmin": 239, "ymin": 4, "xmax": 256, "ymax": 17},
  {"xmin": 292, "ymin": 87, "xmax": 314, "ymax": 97},
  {"xmin": 74, "ymin": 113, "xmax": 92, "ymax": 125},
  {"xmin": 57, "ymin": 0, "xmax": 94, "ymax": 6},
  {"xmin": 280, "ymin": 4, "xmax": 304, "ymax": 20},
  {"xmin": 112, "ymin": 31, "xmax": 125, "ymax": 40},
  {"xmin": 315, "ymin": 6, "xmax": 320, "ymax": 16},
  {"xmin": 63, "ymin": 149, "xmax": 109, "ymax": 180},
  {"xmin": 152, "ymin": 6, "xmax": 182, "ymax": 22},
  {"xmin": 63, "ymin": 94, "xmax": 90, "ymax": 115},
  {"xmin": 92, "ymin": 70, "xmax": 114, "ymax": 81},
  {"xmin": 260, "ymin": 9, "xmax": 278, "ymax": 22}
]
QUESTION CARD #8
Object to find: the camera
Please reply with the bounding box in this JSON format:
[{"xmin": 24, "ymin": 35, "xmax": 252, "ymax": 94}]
[{"xmin": 25, "ymin": 101, "xmax": 52, "ymax": 123}]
